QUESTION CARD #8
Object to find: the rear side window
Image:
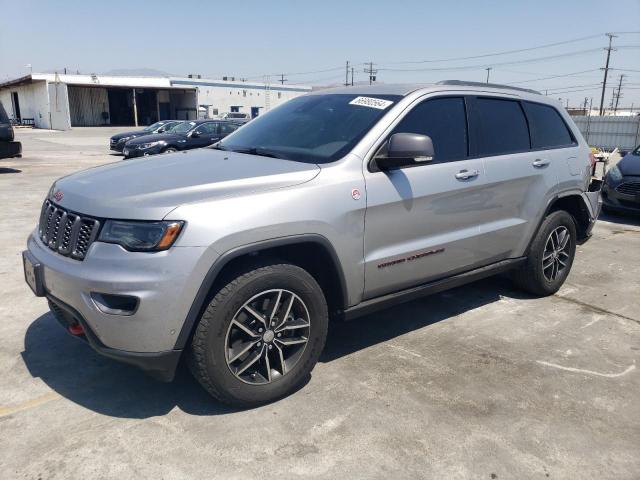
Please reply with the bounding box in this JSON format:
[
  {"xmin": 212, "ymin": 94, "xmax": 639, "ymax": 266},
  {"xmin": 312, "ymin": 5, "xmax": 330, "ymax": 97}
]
[
  {"xmin": 524, "ymin": 102, "xmax": 574, "ymax": 149},
  {"xmin": 474, "ymin": 98, "xmax": 530, "ymax": 156},
  {"xmin": 391, "ymin": 97, "xmax": 467, "ymax": 162}
]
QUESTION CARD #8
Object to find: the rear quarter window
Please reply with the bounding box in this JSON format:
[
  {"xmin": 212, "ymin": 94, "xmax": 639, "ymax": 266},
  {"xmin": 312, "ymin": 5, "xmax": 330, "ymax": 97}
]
[
  {"xmin": 473, "ymin": 98, "xmax": 530, "ymax": 156},
  {"xmin": 523, "ymin": 102, "xmax": 575, "ymax": 149}
]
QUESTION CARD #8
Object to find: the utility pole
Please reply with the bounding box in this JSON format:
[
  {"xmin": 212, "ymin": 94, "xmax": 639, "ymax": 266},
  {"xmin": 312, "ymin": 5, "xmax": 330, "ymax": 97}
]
[
  {"xmin": 583, "ymin": 97, "xmax": 589, "ymax": 115},
  {"xmin": 278, "ymin": 73, "xmax": 287, "ymax": 85},
  {"xmin": 345, "ymin": 61, "xmax": 350, "ymax": 87},
  {"xmin": 613, "ymin": 74, "xmax": 625, "ymax": 114},
  {"xmin": 364, "ymin": 62, "xmax": 377, "ymax": 85},
  {"xmin": 351, "ymin": 67, "xmax": 354, "ymax": 86},
  {"xmin": 599, "ymin": 33, "xmax": 617, "ymax": 116},
  {"xmin": 485, "ymin": 67, "xmax": 492, "ymax": 83}
]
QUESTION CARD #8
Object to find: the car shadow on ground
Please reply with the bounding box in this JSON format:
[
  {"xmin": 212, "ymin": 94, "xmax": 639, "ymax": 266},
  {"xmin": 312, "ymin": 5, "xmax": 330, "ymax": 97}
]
[
  {"xmin": 22, "ymin": 276, "xmax": 532, "ymax": 418},
  {"xmin": 0, "ymin": 167, "xmax": 22, "ymax": 174},
  {"xmin": 599, "ymin": 210, "xmax": 640, "ymax": 227}
]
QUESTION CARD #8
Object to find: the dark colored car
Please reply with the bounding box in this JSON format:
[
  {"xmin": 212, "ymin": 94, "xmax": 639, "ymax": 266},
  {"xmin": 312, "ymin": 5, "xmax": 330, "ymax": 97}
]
[
  {"xmin": 602, "ymin": 145, "xmax": 640, "ymax": 214},
  {"xmin": 0, "ymin": 102, "xmax": 22, "ymax": 159},
  {"xmin": 110, "ymin": 120, "xmax": 182, "ymax": 152},
  {"xmin": 122, "ymin": 120, "xmax": 242, "ymax": 158}
]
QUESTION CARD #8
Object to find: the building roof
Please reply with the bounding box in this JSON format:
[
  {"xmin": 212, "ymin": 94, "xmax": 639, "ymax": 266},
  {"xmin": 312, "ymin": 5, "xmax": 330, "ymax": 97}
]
[{"xmin": 0, "ymin": 73, "xmax": 312, "ymax": 93}]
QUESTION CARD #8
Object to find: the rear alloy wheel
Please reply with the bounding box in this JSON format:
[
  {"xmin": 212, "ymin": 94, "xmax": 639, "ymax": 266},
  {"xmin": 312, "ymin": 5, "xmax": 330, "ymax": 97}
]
[
  {"xmin": 512, "ymin": 210, "xmax": 576, "ymax": 296},
  {"xmin": 188, "ymin": 262, "xmax": 328, "ymax": 407}
]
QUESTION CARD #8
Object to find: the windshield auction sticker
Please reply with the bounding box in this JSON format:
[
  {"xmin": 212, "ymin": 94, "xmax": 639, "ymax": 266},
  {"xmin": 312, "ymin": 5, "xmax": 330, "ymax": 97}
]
[{"xmin": 349, "ymin": 96, "xmax": 394, "ymax": 110}]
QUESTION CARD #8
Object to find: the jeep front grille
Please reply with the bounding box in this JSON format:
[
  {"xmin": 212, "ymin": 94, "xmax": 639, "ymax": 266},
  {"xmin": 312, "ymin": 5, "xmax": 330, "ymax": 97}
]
[
  {"xmin": 38, "ymin": 200, "xmax": 100, "ymax": 260},
  {"xmin": 616, "ymin": 181, "xmax": 640, "ymax": 196}
]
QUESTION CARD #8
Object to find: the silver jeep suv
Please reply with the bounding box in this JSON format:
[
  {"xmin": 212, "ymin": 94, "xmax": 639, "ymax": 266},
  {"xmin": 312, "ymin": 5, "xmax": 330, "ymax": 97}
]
[{"xmin": 23, "ymin": 81, "xmax": 601, "ymax": 406}]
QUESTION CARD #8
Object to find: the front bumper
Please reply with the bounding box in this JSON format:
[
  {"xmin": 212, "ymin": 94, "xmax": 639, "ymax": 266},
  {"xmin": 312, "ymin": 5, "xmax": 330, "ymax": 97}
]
[
  {"xmin": 24, "ymin": 232, "xmax": 209, "ymax": 380},
  {"xmin": 0, "ymin": 140, "xmax": 22, "ymax": 159},
  {"xmin": 123, "ymin": 144, "xmax": 164, "ymax": 158},
  {"xmin": 602, "ymin": 181, "xmax": 640, "ymax": 213},
  {"xmin": 47, "ymin": 295, "xmax": 182, "ymax": 381},
  {"xmin": 109, "ymin": 142, "xmax": 124, "ymax": 152}
]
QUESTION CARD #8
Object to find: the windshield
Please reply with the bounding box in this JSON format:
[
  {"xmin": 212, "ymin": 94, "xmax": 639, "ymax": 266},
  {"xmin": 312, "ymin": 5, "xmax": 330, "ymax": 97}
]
[
  {"xmin": 171, "ymin": 121, "xmax": 197, "ymax": 134},
  {"xmin": 633, "ymin": 144, "xmax": 640, "ymax": 156},
  {"xmin": 144, "ymin": 121, "xmax": 165, "ymax": 132},
  {"xmin": 218, "ymin": 94, "xmax": 401, "ymax": 163}
]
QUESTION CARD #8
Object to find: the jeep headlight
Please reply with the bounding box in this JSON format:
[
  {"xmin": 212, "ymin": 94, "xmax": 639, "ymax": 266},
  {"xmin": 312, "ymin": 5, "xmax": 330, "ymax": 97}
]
[
  {"xmin": 606, "ymin": 165, "xmax": 623, "ymax": 183},
  {"xmin": 99, "ymin": 220, "xmax": 184, "ymax": 251}
]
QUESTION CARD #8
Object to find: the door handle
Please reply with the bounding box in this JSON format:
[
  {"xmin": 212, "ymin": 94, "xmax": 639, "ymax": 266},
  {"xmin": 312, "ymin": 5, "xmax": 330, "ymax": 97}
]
[
  {"xmin": 532, "ymin": 158, "xmax": 550, "ymax": 168},
  {"xmin": 455, "ymin": 169, "xmax": 480, "ymax": 180}
]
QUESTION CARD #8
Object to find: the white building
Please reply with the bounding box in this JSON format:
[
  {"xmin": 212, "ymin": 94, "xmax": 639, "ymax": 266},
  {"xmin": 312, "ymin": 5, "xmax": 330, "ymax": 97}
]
[{"xmin": 0, "ymin": 73, "xmax": 311, "ymax": 130}]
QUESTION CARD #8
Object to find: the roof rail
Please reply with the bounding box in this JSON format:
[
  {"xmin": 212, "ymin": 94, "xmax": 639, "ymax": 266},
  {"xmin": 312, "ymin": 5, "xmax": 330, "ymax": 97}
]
[{"xmin": 436, "ymin": 80, "xmax": 541, "ymax": 95}]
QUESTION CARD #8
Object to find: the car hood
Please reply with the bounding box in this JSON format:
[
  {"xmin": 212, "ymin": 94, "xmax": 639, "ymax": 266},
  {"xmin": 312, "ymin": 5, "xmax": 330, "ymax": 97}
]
[
  {"xmin": 50, "ymin": 148, "xmax": 321, "ymax": 219},
  {"xmin": 617, "ymin": 153, "xmax": 640, "ymax": 176},
  {"xmin": 111, "ymin": 130, "xmax": 146, "ymax": 141},
  {"xmin": 126, "ymin": 132, "xmax": 183, "ymax": 144}
]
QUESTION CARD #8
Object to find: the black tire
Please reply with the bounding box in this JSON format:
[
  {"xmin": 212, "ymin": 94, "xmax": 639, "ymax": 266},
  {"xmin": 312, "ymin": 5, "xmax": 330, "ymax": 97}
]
[
  {"xmin": 187, "ymin": 261, "xmax": 328, "ymax": 407},
  {"xmin": 162, "ymin": 147, "xmax": 177, "ymax": 154},
  {"xmin": 512, "ymin": 210, "xmax": 577, "ymax": 296}
]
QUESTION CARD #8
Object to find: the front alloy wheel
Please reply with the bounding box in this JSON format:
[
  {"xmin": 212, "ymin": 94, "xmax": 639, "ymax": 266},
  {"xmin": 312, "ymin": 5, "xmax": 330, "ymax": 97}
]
[
  {"xmin": 225, "ymin": 289, "xmax": 311, "ymax": 384},
  {"xmin": 188, "ymin": 261, "xmax": 328, "ymax": 407}
]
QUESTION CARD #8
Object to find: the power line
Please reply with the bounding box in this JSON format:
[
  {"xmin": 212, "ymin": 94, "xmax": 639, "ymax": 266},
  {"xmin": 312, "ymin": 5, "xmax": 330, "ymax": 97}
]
[
  {"xmin": 377, "ymin": 48, "xmax": 604, "ymax": 72},
  {"xmin": 364, "ymin": 62, "xmax": 377, "ymax": 85},
  {"xmin": 377, "ymin": 33, "xmax": 607, "ymax": 65},
  {"xmin": 507, "ymin": 69, "xmax": 602, "ymax": 84}
]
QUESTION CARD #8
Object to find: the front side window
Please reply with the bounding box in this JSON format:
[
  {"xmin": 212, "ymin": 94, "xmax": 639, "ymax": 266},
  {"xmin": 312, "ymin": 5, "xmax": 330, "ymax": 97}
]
[
  {"xmin": 524, "ymin": 102, "xmax": 574, "ymax": 149},
  {"xmin": 195, "ymin": 123, "xmax": 217, "ymax": 134},
  {"xmin": 172, "ymin": 121, "xmax": 197, "ymax": 134},
  {"xmin": 390, "ymin": 97, "xmax": 467, "ymax": 163},
  {"xmin": 219, "ymin": 123, "xmax": 238, "ymax": 134},
  {"xmin": 474, "ymin": 98, "xmax": 530, "ymax": 156},
  {"xmin": 219, "ymin": 94, "xmax": 401, "ymax": 163},
  {"xmin": 145, "ymin": 121, "xmax": 165, "ymax": 132}
]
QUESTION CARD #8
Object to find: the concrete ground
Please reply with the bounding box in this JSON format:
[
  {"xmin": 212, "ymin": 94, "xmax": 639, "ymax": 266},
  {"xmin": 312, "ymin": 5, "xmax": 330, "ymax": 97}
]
[{"xmin": 1, "ymin": 127, "xmax": 639, "ymax": 480}]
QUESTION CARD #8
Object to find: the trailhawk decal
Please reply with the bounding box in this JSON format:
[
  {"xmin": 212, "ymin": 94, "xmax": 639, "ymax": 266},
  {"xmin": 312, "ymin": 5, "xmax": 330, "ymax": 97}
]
[
  {"xmin": 349, "ymin": 96, "xmax": 394, "ymax": 110},
  {"xmin": 378, "ymin": 248, "xmax": 445, "ymax": 269}
]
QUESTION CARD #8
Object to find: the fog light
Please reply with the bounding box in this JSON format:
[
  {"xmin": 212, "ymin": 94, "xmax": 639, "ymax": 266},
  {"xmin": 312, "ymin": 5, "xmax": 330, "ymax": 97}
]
[{"xmin": 91, "ymin": 292, "xmax": 139, "ymax": 316}]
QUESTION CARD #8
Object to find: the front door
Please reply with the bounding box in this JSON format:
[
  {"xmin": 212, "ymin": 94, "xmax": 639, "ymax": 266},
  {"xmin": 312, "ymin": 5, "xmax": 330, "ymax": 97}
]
[
  {"xmin": 363, "ymin": 96, "xmax": 493, "ymax": 299},
  {"xmin": 188, "ymin": 122, "xmax": 221, "ymax": 148}
]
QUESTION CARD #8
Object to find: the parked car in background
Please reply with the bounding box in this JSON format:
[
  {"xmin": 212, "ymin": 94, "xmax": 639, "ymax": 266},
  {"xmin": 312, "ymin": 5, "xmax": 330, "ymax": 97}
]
[
  {"xmin": 602, "ymin": 145, "xmax": 640, "ymax": 214},
  {"xmin": 0, "ymin": 102, "xmax": 22, "ymax": 159},
  {"xmin": 24, "ymin": 82, "xmax": 600, "ymax": 407},
  {"xmin": 217, "ymin": 112, "xmax": 251, "ymax": 123},
  {"xmin": 123, "ymin": 120, "xmax": 241, "ymax": 158},
  {"xmin": 109, "ymin": 120, "xmax": 182, "ymax": 152}
]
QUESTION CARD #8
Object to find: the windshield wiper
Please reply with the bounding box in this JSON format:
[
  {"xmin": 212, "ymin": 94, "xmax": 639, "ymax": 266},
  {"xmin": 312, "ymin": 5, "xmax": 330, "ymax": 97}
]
[{"xmin": 228, "ymin": 147, "xmax": 285, "ymax": 159}]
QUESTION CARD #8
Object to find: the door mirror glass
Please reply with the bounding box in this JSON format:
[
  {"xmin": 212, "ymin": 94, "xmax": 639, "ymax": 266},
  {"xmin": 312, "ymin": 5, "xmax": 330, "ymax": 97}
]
[
  {"xmin": 189, "ymin": 130, "xmax": 200, "ymax": 138},
  {"xmin": 376, "ymin": 133, "xmax": 435, "ymax": 170}
]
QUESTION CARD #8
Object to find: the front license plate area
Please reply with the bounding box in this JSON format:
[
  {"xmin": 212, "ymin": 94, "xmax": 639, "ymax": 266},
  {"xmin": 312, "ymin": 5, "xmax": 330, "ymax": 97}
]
[{"xmin": 23, "ymin": 251, "xmax": 45, "ymax": 297}]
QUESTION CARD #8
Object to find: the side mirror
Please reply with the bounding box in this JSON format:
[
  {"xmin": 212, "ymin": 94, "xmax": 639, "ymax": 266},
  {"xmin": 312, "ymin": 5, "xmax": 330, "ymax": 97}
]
[
  {"xmin": 375, "ymin": 133, "xmax": 435, "ymax": 171},
  {"xmin": 189, "ymin": 130, "xmax": 200, "ymax": 138}
]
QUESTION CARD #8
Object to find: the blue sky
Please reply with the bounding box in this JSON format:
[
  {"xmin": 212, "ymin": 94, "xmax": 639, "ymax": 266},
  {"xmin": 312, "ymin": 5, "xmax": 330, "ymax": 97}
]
[{"xmin": 1, "ymin": 0, "xmax": 639, "ymax": 107}]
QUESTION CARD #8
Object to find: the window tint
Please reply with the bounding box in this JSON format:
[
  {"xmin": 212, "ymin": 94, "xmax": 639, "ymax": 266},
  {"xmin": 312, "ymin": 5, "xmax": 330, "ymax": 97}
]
[
  {"xmin": 219, "ymin": 123, "xmax": 238, "ymax": 134},
  {"xmin": 474, "ymin": 98, "xmax": 530, "ymax": 156},
  {"xmin": 524, "ymin": 102, "xmax": 574, "ymax": 149},
  {"xmin": 195, "ymin": 123, "xmax": 217, "ymax": 134},
  {"xmin": 391, "ymin": 97, "xmax": 467, "ymax": 162}
]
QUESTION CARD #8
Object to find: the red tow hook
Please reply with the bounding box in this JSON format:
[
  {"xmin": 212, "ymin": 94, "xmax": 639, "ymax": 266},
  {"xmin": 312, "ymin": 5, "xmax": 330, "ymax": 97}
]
[{"xmin": 68, "ymin": 323, "xmax": 84, "ymax": 336}]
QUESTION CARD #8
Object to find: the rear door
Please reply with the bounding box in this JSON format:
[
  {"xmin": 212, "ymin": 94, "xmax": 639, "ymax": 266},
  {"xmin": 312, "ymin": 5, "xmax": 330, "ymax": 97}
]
[
  {"xmin": 363, "ymin": 96, "xmax": 494, "ymax": 299},
  {"xmin": 467, "ymin": 96, "xmax": 563, "ymax": 260}
]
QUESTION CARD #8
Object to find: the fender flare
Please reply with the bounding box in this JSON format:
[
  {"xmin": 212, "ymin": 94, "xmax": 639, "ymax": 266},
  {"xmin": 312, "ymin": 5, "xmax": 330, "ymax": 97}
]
[{"xmin": 173, "ymin": 234, "xmax": 348, "ymax": 350}]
